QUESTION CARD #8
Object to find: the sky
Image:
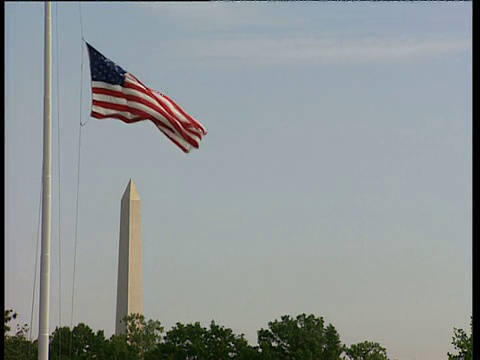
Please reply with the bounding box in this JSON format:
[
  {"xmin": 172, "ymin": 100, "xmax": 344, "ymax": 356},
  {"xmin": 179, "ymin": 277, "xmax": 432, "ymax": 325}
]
[{"xmin": 4, "ymin": 2, "xmax": 472, "ymax": 360}]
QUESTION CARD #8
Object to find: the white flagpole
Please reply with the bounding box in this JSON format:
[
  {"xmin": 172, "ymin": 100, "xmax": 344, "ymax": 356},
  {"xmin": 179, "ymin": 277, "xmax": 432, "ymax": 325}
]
[{"xmin": 38, "ymin": 1, "xmax": 52, "ymax": 359}]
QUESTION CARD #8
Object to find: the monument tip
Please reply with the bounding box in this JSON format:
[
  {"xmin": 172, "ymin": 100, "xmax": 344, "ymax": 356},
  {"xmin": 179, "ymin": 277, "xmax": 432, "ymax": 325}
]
[{"xmin": 122, "ymin": 178, "xmax": 141, "ymax": 201}]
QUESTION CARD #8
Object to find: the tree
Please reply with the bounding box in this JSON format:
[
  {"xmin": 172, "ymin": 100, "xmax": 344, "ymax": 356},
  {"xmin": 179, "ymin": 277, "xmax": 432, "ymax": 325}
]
[
  {"xmin": 49, "ymin": 326, "xmax": 72, "ymax": 359},
  {"xmin": 447, "ymin": 317, "xmax": 473, "ymax": 360},
  {"xmin": 4, "ymin": 308, "xmax": 395, "ymax": 360},
  {"xmin": 257, "ymin": 313, "xmax": 343, "ymax": 359},
  {"xmin": 4, "ymin": 309, "xmax": 36, "ymax": 360},
  {"xmin": 342, "ymin": 341, "xmax": 389, "ymax": 360},
  {"xmin": 204, "ymin": 320, "xmax": 258, "ymax": 360},
  {"xmin": 5, "ymin": 309, "xmax": 17, "ymax": 335},
  {"xmin": 101, "ymin": 313, "xmax": 164, "ymax": 359},
  {"xmin": 149, "ymin": 320, "xmax": 259, "ymax": 360},
  {"xmin": 154, "ymin": 321, "xmax": 210, "ymax": 359},
  {"xmin": 50, "ymin": 323, "xmax": 108, "ymax": 359},
  {"xmin": 103, "ymin": 333, "xmax": 139, "ymax": 360},
  {"xmin": 324, "ymin": 324, "xmax": 343, "ymax": 359},
  {"xmin": 124, "ymin": 313, "xmax": 163, "ymax": 358}
]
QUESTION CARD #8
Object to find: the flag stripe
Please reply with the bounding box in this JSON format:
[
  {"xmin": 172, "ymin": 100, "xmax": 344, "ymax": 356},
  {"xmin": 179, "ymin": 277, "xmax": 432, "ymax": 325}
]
[
  {"xmin": 92, "ymin": 101, "xmax": 201, "ymax": 151},
  {"xmin": 92, "ymin": 110, "xmax": 192, "ymax": 153},
  {"xmin": 128, "ymin": 73, "xmax": 206, "ymax": 133},
  {"xmin": 91, "ymin": 100, "xmax": 178, "ymax": 134},
  {"xmin": 92, "ymin": 90, "xmax": 180, "ymax": 134},
  {"xmin": 92, "ymin": 78, "xmax": 202, "ymax": 148},
  {"xmin": 92, "ymin": 96, "xmax": 201, "ymax": 148},
  {"xmin": 151, "ymin": 91, "xmax": 205, "ymax": 138},
  {"xmin": 123, "ymin": 74, "xmax": 205, "ymax": 142},
  {"xmin": 149, "ymin": 91, "xmax": 203, "ymax": 135},
  {"xmin": 161, "ymin": 93, "xmax": 207, "ymax": 134},
  {"xmin": 91, "ymin": 85, "xmax": 196, "ymax": 137},
  {"xmin": 154, "ymin": 125, "xmax": 192, "ymax": 153},
  {"xmin": 93, "ymin": 77, "xmax": 204, "ymax": 147},
  {"xmin": 123, "ymin": 74, "xmax": 206, "ymax": 142}
]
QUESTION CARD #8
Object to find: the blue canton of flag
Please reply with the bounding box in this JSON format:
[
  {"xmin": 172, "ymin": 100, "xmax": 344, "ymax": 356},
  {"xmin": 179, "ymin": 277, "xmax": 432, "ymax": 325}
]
[{"xmin": 88, "ymin": 45, "xmax": 127, "ymax": 85}]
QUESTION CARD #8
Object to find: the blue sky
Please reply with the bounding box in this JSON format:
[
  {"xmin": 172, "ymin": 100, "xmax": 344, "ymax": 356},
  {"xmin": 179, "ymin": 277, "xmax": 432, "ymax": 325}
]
[{"xmin": 5, "ymin": 2, "xmax": 471, "ymax": 359}]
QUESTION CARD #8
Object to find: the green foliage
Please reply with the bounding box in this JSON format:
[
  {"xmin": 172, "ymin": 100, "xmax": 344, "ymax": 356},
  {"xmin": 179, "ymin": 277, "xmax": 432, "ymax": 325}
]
[
  {"xmin": 49, "ymin": 323, "xmax": 108, "ymax": 359},
  {"xmin": 257, "ymin": 313, "xmax": 343, "ymax": 359},
  {"xmin": 447, "ymin": 317, "xmax": 473, "ymax": 360},
  {"xmin": 149, "ymin": 320, "xmax": 258, "ymax": 360},
  {"xmin": 124, "ymin": 313, "xmax": 164, "ymax": 358},
  {"xmin": 5, "ymin": 309, "xmax": 17, "ymax": 335},
  {"xmin": 4, "ymin": 309, "xmax": 402, "ymax": 360},
  {"xmin": 4, "ymin": 309, "xmax": 36, "ymax": 360},
  {"xmin": 342, "ymin": 341, "xmax": 389, "ymax": 360},
  {"xmin": 104, "ymin": 333, "xmax": 139, "ymax": 360},
  {"xmin": 4, "ymin": 336, "xmax": 37, "ymax": 360},
  {"xmin": 49, "ymin": 326, "xmax": 71, "ymax": 359}
]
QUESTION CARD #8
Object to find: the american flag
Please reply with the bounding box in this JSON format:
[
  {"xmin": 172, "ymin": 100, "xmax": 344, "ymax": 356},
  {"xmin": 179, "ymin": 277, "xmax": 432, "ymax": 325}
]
[{"xmin": 86, "ymin": 42, "xmax": 207, "ymax": 153}]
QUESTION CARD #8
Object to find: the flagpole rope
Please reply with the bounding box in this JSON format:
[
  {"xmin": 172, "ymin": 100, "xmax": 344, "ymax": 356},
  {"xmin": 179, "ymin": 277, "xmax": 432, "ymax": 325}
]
[
  {"xmin": 79, "ymin": 1, "xmax": 89, "ymax": 127},
  {"xmin": 69, "ymin": 114, "xmax": 82, "ymax": 360},
  {"xmin": 27, "ymin": 178, "xmax": 43, "ymax": 359},
  {"xmin": 69, "ymin": 3, "xmax": 87, "ymax": 358},
  {"xmin": 54, "ymin": 3, "xmax": 64, "ymax": 358}
]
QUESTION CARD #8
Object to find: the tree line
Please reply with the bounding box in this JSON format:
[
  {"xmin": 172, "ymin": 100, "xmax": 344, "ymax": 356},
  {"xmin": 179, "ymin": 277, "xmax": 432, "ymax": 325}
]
[{"xmin": 4, "ymin": 309, "xmax": 472, "ymax": 360}]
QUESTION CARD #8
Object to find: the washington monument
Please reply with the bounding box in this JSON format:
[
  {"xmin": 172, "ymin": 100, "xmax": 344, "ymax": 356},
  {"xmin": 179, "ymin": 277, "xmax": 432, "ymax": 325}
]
[{"xmin": 115, "ymin": 179, "xmax": 143, "ymax": 335}]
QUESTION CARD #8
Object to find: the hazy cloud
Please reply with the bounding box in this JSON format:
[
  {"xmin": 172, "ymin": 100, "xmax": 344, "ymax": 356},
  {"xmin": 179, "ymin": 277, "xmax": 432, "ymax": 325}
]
[
  {"xmin": 169, "ymin": 34, "xmax": 471, "ymax": 67},
  {"xmin": 138, "ymin": 2, "xmax": 471, "ymax": 67},
  {"xmin": 138, "ymin": 2, "xmax": 305, "ymax": 33}
]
